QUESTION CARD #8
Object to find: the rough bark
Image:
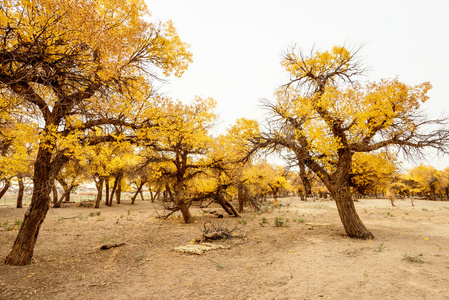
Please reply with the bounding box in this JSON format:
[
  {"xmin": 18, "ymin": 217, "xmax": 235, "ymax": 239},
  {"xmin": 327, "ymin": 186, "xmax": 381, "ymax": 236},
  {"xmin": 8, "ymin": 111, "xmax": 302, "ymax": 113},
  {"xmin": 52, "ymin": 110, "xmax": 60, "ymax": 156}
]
[
  {"xmin": 325, "ymin": 150, "xmax": 374, "ymax": 240},
  {"xmin": 0, "ymin": 180, "xmax": 10, "ymax": 200},
  {"xmin": 303, "ymin": 148, "xmax": 374, "ymax": 239},
  {"xmin": 94, "ymin": 177, "xmax": 104, "ymax": 208},
  {"xmin": 175, "ymin": 182, "xmax": 193, "ymax": 223},
  {"xmin": 17, "ymin": 176, "xmax": 24, "ymax": 208},
  {"xmin": 217, "ymin": 196, "xmax": 239, "ymax": 217},
  {"xmin": 5, "ymin": 148, "xmax": 53, "ymax": 265},
  {"xmin": 328, "ymin": 182, "xmax": 374, "ymax": 239},
  {"xmin": 177, "ymin": 199, "xmax": 193, "ymax": 223}
]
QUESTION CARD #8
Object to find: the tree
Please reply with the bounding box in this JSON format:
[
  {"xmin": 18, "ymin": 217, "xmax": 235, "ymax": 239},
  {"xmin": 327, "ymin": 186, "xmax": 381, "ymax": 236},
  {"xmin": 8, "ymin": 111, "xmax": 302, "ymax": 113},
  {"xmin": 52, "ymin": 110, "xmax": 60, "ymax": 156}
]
[
  {"xmin": 1, "ymin": 0, "xmax": 192, "ymax": 265},
  {"xmin": 350, "ymin": 151, "xmax": 399, "ymax": 197},
  {"xmin": 54, "ymin": 158, "xmax": 88, "ymax": 207},
  {"xmin": 406, "ymin": 165, "xmax": 441, "ymax": 200},
  {"xmin": 255, "ymin": 45, "xmax": 449, "ymax": 239},
  {"xmin": 139, "ymin": 97, "xmax": 217, "ymax": 223}
]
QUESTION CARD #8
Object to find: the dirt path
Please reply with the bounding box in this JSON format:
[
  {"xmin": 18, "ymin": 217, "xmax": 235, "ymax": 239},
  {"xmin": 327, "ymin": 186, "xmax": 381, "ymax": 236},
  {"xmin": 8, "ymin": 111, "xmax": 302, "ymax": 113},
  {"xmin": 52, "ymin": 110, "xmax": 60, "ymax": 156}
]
[{"xmin": 1, "ymin": 197, "xmax": 449, "ymax": 299}]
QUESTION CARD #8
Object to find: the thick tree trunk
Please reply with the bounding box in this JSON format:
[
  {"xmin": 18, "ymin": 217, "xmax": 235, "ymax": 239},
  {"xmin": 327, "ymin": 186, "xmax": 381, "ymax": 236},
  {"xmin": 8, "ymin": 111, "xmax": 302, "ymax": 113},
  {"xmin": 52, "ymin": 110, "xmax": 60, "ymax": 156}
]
[
  {"xmin": 17, "ymin": 176, "xmax": 24, "ymax": 208},
  {"xmin": 216, "ymin": 195, "xmax": 239, "ymax": 217},
  {"xmin": 95, "ymin": 177, "xmax": 104, "ymax": 208},
  {"xmin": 330, "ymin": 183, "xmax": 374, "ymax": 239},
  {"xmin": 306, "ymin": 149, "xmax": 373, "ymax": 239},
  {"xmin": 178, "ymin": 200, "xmax": 193, "ymax": 223},
  {"xmin": 5, "ymin": 148, "xmax": 52, "ymax": 265},
  {"xmin": 174, "ymin": 182, "xmax": 193, "ymax": 223},
  {"xmin": 0, "ymin": 180, "xmax": 10, "ymax": 200}
]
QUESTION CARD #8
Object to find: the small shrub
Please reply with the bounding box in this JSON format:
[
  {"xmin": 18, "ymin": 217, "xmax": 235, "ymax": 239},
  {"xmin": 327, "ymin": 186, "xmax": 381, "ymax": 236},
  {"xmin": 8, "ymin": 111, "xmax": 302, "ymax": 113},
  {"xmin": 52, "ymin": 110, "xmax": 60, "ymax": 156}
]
[
  {"xmin": 403, "ymin": 253, "xmax": 423, "ymax": 263},
  {"xmin": 274, "ymin": 217, "xmax": 288, "ymax": 227},
  {"xmin": 135, "ymin": 253, "xmax": 144, "ymax": 261},
  {"xmin": 237, "ymin": 219, "xmax": 247, "ymax": 225},
  {"xmin": 89, "ymin": 211, "xmax": 101, "ymax": 217},
  {"xmin": 421, "ymin": 208, "xmax": 428, "ymax": 211},
  {"xmin": 1, "ymin": 220, "xmax": 22, "ymax": 231},
  {"xmin": 376, "ymin": 243, "xmax": 385, "ymax": 252}
]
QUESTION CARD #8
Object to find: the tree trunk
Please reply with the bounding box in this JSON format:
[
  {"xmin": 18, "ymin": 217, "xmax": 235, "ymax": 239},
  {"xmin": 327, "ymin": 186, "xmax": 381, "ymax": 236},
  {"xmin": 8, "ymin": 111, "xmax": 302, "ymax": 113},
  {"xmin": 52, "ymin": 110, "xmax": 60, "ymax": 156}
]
[
  {"xmin": 178, "ymin": 199, "xmax": 193, "ymax": 223},
  {"xmin": 105, "ymin": 178, "xmax": 110, "ymax": 206},
  {"xmin": 299, "ymin": 162, "xmax": 311, "ymax": 201},
  {"xmin": 94, "ymin": 177, "xmax": 104, "ymax": 208},
  {"xmin": 116, "ymin": 178, "xmax": 122, "ymax": 204},
  {"xmin": 64, "ymin": 189, "xmax": 71, "ymax": 202},
  {"xmin": 54, "ymin": 190, "xmax": 70, "ymax": 208},
  {"xmin": 330, "ymin": 183, "xmax": 374, "ymax": 239},
  {"xmin": 0, "ymin": 180, "xmax": 10, "ymax": 200},
  {"xmin": 52, "ymin": 181, "xmax": 58, "ymax": 206},
  {"xmin": 237, "ymin": 184, "xmax": 245, "ymax": 213},
  {"xmin": 131, "ymin": 181, "xmax": 146, "ymax": 205},
  {"xmin": 429, "ymin": 185, "xmax": 436, "ymax": 201},
  {"xmin": 216, "ymin": 194, "xmax": 239, "ymax": 217},
  {"xmin": 5, "ymin": 148, "xmax": 53, "ymax": 265},
  {"xmin": 175, "ymin": 182, "xmax": 193, "ymax": 223},
  {"xmin": 17, "ymin": 176, "xmax": 24, "ymax": 208},
  {"xmin": 108, "ymin": 177, "xmax": 118, "ymax": 206}
]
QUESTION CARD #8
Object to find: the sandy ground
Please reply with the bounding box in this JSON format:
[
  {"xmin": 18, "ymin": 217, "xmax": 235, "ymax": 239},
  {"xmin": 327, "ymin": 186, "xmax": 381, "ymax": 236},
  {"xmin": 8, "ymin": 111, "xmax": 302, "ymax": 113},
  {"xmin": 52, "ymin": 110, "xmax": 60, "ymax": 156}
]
[{"xmin": 1, "ymin": 197, "xmax": 449, "ymax": 300}]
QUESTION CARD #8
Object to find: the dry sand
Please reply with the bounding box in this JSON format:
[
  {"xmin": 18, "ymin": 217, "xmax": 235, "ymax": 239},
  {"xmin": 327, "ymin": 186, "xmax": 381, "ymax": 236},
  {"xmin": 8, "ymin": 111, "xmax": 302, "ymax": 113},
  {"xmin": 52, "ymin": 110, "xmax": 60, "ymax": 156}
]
[{"xmin": 1, "ymin": 197, "xmax": 449, "ymax": 299}]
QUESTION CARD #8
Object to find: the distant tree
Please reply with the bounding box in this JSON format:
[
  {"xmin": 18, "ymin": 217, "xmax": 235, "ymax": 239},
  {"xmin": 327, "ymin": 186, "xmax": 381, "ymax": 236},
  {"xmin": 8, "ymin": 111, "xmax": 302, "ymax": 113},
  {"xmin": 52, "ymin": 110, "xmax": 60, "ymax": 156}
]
[
  {"xmin": 350, "ymin": 151, "xmax": 399, "ymax": 197},
  {"xmin": 405, "ymin": 165, "xmax": 441, "ymax": 200}
]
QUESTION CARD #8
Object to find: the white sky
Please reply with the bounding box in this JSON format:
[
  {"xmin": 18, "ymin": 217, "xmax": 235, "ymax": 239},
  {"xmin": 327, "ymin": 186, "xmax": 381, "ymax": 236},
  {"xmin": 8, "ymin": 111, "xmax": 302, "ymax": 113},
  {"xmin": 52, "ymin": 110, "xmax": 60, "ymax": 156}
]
[{"xmin": 145, "ymin": 0, "xmax": 449, "ymax": 170}]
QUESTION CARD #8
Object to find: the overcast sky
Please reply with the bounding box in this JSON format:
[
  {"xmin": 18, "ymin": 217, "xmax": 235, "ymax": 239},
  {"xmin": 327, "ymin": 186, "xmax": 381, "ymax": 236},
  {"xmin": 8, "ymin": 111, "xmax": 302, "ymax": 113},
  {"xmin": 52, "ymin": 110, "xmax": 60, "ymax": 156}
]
[{"xmin": 145, "ymin": 0, "xmax": 449, "ymax": 170}]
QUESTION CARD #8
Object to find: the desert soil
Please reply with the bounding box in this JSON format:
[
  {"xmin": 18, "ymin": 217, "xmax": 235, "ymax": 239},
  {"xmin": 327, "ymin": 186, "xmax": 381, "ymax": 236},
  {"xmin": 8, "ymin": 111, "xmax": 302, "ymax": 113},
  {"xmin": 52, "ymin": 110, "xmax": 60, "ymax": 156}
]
[{"xmin": 1, "ymin": 197, "xmax": 449, "ymax": 300}]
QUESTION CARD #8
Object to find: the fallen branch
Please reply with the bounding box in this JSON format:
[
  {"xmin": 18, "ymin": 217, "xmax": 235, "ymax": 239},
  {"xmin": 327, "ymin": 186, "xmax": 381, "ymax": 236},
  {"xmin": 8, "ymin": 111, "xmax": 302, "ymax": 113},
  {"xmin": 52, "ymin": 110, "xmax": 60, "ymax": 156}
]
[{"xmin": 99, "ymin": 243, "xmax": 125, "ymax": 250}]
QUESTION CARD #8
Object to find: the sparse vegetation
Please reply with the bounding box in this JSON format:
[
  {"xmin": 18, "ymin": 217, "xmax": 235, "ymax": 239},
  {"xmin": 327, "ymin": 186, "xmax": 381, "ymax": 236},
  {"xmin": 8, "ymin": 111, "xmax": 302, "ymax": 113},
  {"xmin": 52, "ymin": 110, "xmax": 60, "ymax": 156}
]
[
  {"xmin": 274, "ymin": 217, "xmax": 288, "ymax": 227},
  {"xmin": 403, "ymin": 253, "xmax": 424, "ymax": 263}
]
